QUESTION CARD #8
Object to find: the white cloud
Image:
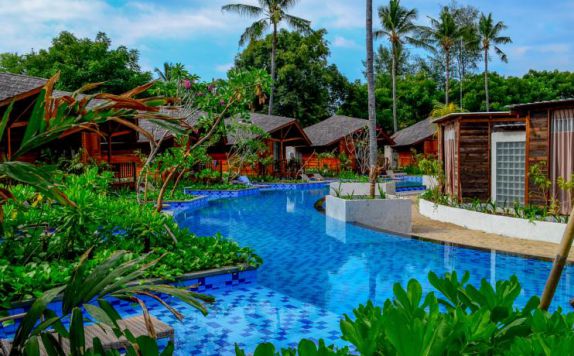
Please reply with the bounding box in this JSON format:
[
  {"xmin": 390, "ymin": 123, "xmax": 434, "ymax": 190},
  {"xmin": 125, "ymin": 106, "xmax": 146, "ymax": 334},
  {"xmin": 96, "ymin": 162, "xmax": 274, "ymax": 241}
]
[
  {"xmin": 0, "ymin": 0, "xmax": 239, "ymax": 53},
  {"xmin": 215, "ymin": 63, "xmax": 233, "ymax": 73},
  {"xmin": 333, "ymin": 36, "xmax": 360, "ymax": 49}
]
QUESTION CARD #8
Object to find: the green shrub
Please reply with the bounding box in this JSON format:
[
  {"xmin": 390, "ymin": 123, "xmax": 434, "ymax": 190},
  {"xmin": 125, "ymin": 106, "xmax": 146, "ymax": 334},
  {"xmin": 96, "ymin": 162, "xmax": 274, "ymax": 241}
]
[
  {"xmin": 0, "ymin": 168, "xmax": 261, "ymax": 307},
  {"xmin": 242, "ymin": 272, "xmax": 574, "ymax": 355}
]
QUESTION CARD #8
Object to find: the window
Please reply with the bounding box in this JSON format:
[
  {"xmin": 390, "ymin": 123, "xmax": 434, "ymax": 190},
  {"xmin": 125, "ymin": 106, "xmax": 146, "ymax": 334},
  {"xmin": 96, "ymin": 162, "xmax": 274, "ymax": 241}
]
[{"xmin": 491, "ymin": 131, "xmax": 526, "ymax": 206}]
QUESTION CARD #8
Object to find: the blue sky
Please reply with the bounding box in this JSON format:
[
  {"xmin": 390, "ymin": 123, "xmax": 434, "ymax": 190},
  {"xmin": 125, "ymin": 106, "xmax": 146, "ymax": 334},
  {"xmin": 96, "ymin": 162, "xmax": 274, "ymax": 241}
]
[{"xmin": 0, "ymin": 0, "xmax": 572, "ymax": 81}]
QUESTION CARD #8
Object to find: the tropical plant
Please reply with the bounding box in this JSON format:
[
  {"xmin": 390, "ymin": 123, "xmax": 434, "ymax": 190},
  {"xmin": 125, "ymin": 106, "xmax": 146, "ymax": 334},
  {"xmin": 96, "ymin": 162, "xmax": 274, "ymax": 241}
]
[
  {"xmin": 234, "ymin": 339, "xmax": 348, "ymax": 356},
  {"xmin": 225, "ymin": 120, "xmax": 269, "ymax": 182},
  {"xmin": 557, "ymin": 176, "xmax": 574, "ymax": 204},
  {"xmin": 429, "ymin": 101, "xmax": 464, "ymax": 118},
  {"xmin": 529, "ymin": 161, "xmax": 552, "ymax": 207},
  {"xmin": 153, "ymin": 69, "xmax": 271, "ymax": 212},
  {"xmin": 0, "ymin": 169, "xmax": 261, "ymax": 306},
  {"xmin": 374, "ymin": 0, "xmax": 420, "ymax": 133},
  {"xmin": 244, "ymin": 272, "xmax": 574, "ymax": 355},
  {"xmin": 477, "ymin": 13, "xmax": 512, "ymax": 112},
  {"xmin": 222, "ymin": 0, "xmax": 311, "ymax": 116},
  {"xmin": 366, "ymin": 0, "xmax": 378, "ymax": 199},
  {"xmin": 0, "ymin": 73, "xmax": 176, "ymax": 225},
  {"xmin": 154, "ymin": 62, "xmax": 190, "ymax": 82},
  {"xmin": 7, "ymin": 248, "xmax": 214, "ymax": 355},
  {"xmin": 418, "ymin": 7, "xmax": 462, "ymax": 105}
]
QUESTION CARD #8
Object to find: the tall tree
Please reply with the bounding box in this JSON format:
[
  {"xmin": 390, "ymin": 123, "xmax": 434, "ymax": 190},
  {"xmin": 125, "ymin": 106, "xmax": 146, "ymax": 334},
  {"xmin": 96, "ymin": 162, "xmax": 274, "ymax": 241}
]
[
  {"xmin": 419, "ymin": 7, "xmax": 462, "ymax": 106},
  {"xmin": 374, "ymin": 0, "xmax": 419, "ymax": 133},
  {"xmin": 0, "ymin": 32, "xmax": 151, "ymax": 93},
  {"xmin": 448, "ymin": 2, "xmax": 481, "ymax": 109},
  {"xmin": 478, "ymin": 13, "xmax": 511, "ymax": 112},
  {"xmin": 366, "ymin": 0, "xmax": 377, "ymax": 197},
  {"xmin": 234, "ymin": 29, "xmax": 349, "ymax": 126},
  {"xmin": 222, "ymin": 0, "xmax": 311, "ymax": 116}
]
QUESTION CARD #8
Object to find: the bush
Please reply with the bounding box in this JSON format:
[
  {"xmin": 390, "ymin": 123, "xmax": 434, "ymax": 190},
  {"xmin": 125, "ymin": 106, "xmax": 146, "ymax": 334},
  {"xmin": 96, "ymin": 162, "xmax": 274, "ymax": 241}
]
[
  {"xmin": 242, "ymin": 272, "xmax": 574, "ymax": 355},
  {"xmin": 0, "ymin": 168, "xmax": 261, "ymax": 307}
]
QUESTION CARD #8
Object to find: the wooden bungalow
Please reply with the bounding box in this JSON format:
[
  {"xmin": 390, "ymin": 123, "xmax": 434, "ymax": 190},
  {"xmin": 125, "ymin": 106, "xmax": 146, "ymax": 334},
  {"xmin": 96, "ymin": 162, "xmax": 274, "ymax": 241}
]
[
  {"xmin": 0, "ymin": 72, "xmax": 147, "ymax": 187},
  {"xmin": 139, "ymin": 111, "xmax": 311, "ymax": 177},
  {"xmin": 391, "ymin": 118, "xmax": 438, "ymax": 168},
  {"xmin": 436, "ymin": 100, "xmax": 574, "ymax": 213},
  {"xmin": 301, "ymin": 115, "xmax": 394, "ymax": 172},
  {"xmin": 509, "ymin": 99, "xmax": 574, "ymax": 213},
  {"xmin": 434, "ymin": 111, "xmax": 526, "ymax": 204}
]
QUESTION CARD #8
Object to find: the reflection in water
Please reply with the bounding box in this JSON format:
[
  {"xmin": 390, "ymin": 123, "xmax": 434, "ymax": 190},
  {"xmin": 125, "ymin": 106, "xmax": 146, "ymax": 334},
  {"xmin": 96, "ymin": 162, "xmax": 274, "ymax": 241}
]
[{"xmin": 177, "ymin": 188, "xmax": 573, "ymax": 314}]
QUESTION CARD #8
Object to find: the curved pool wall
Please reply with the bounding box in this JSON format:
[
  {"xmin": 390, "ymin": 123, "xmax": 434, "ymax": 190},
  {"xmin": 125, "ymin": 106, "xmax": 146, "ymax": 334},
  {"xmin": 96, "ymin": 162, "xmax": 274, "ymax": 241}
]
[{"xmin": 2, "ymin": 186, "xmax": 573, "ymax": 355}]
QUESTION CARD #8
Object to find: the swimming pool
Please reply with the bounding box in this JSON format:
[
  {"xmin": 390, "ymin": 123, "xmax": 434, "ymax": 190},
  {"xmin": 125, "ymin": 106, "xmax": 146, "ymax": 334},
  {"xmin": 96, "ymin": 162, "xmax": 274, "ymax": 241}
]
[
  {"xmin": 167, "ymin": 188, "xmax": 573, "ymax": 354},
  {"xmin": 3, "ymin": 188, "xmax": 570, "ymax": 355}
]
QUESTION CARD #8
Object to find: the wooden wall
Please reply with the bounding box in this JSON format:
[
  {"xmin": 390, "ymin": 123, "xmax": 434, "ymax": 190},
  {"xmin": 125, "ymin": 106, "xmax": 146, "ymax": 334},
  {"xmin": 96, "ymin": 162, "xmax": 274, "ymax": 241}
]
[
  {"xmin": 525, "ymin": 110, "xmax": 550, "ymax": 205},
  {"xmin": 458, "ymin": 121, "xmax": 490, "ymax": 200}
]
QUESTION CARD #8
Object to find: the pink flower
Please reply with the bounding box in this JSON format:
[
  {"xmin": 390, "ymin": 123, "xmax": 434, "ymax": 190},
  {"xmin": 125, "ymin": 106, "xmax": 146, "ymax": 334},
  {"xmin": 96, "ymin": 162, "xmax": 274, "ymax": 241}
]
[{"xmin": 183, "ymin": 79, "xmax": 191, "ymax": 90}]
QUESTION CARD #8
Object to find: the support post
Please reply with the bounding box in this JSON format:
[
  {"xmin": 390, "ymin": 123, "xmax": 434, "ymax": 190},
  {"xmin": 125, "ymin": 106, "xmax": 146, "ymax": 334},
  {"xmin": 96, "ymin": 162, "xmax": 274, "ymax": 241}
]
[{"xmin": 540, "ymin": 207, "xmax": 574, "ymax": 310}]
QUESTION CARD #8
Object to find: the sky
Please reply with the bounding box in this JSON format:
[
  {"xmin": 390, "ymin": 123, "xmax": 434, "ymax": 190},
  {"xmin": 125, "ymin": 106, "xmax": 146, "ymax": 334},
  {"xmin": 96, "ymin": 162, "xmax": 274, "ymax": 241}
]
[{"xmin": 0, "ymin": 0, "xmax": 572, "ymax": 82}]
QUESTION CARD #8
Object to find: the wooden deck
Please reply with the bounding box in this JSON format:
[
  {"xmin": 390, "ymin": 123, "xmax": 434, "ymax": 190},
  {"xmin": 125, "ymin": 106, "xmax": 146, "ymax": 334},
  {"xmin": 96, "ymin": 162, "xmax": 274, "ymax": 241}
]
[{"xmin": 1, "ymin": 315, "xmax": 174, "ymax": 355}]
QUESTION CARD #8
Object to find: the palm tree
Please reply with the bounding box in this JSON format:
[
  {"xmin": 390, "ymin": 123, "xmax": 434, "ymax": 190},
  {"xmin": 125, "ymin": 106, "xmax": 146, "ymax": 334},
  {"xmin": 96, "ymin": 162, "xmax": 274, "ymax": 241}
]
[
  {"xmin": 419, "ymin": 7, "xmax": 462, "ymax": 106},
  {"xmin": 154, "ymin": 62, "xmax": 188, "ymax": 82},
  {"xmin": 374, "ymin": 0, "xmax": 419, "ymax": 133},
  {"xmin": 366, "ymin": 0, "xmax": 377, "ymax": 198},
  {"xmin": 477, "ymin": 13, "xmax": 511, "ymax": 112},
  {"xmin": 222, "ymin": 0, "xmax": 311, "ymax": 116}
]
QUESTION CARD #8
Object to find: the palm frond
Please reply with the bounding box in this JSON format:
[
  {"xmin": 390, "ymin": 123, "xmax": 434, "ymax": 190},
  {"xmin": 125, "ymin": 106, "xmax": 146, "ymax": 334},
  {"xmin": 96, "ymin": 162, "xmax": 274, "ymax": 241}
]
[
  {"xmin": 239, "ymin": 19, "xmax": 269, "ymax": 46},
  {"xmin": 221, "ymin": 4, "xmax": 265, "ymax": 17},
  {"xmin": 494, "ymin": 46, "xmax": 508, "ymax": 63},
  {"xmin": 283, "ymin": 13, "xmax": 311, "ymax": 33}
]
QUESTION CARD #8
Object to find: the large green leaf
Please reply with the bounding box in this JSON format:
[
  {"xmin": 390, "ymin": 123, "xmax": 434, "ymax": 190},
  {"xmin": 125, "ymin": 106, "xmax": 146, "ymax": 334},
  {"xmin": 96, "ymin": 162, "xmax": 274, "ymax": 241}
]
[
  {"xmin": 9, "ymin": 285, "xmax": 65, "ymax": 355},
  {"xmin": 0, "ymin": 161, "xmax": 73, "ymax": 207},
  {"xmin": 0, "ymin": 101, "xmax": 14, "ymax": 143}
]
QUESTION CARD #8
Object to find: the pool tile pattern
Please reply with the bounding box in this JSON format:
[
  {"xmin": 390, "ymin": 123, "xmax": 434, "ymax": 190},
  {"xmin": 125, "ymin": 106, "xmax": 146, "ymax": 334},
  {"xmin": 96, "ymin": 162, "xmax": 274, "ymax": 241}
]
[{"xmin": 3, "ymin": 187, "xmax": 573, "ymax": 356}]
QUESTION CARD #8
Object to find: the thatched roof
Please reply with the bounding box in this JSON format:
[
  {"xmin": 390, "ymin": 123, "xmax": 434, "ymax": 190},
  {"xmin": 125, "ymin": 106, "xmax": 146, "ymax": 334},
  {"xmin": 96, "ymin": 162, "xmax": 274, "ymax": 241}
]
[
  {"xmin": 304, "ymin": 115, "xmax": 370, "ymax": 147},
  {"xmin": 138, "ymin": 107, "xmax": 204, "ymax": 143},
  {"xmin": 0, "ymin": 72, "xmax": 46, "ymax": 105},
  {"xmin": 392, "ymin": 118, "xmax": 436, "ymax": 147},
  {"xmin": 138, "ymin": 110, "xmax": 305, "ymax": 145}
]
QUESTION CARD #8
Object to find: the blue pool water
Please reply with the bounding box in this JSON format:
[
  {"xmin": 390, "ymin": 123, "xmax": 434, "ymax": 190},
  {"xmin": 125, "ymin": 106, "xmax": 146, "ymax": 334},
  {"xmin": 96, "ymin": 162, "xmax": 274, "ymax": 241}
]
[
  {"xmin": 2, "ymin": 188, "xmax": 572, "ymax": 354},
  {"xmin": 171, "ymin": 188, "xmax": 574, "ymax": 354}
]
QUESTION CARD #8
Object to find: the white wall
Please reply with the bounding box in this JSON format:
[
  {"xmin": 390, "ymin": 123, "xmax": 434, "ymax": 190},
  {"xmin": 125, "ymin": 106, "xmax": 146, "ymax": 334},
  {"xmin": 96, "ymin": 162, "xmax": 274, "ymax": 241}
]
[
  {"xmin": 326, "ymin": 195, "xmax": 412, "ymax": 234},
  {"xmin": 419, "ymin": 199, "xmax": 565, "ymax": 244}
]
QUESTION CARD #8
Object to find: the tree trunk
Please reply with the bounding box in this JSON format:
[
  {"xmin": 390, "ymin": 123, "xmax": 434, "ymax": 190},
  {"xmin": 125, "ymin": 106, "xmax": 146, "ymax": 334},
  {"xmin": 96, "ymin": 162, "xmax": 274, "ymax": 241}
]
[
  {"xmin": 268, "ymin": 22, "xmax": 278, "ymax": 116},
  {"xmin": 366, "ymin": 0, "xmax": 377, "ymax": 198},
  {"xmin": 445, "ymin": 50, "xmax": 450, "ymax": 106},
  {"xmin": 484, "ymin": 48, "xmax": 490, "ymax": 112},
  {"xmin": 540, "ymin": 207, "xmax": 574, "ymax": 310},
  {"xmin": 459, "ymin": 39, "xmax": 464, "ymax": 110},
  {"xmin": 391, "ymin": 43, "xmax": 398, "ymax": 133}
]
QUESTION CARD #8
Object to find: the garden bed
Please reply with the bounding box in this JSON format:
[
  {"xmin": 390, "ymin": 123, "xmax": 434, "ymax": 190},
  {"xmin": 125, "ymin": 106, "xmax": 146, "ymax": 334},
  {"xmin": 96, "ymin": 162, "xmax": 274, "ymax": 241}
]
[
  {"xmin": 419, "ymin": 199, "xmax": 566, "ymax": 243},
  {"xmin": 0, "ymin": 170, "xmax": 261, "ymax": 308},
  {"xmin": 329, "ymin": 181, "xmax": 396, "ymax": 196}
]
